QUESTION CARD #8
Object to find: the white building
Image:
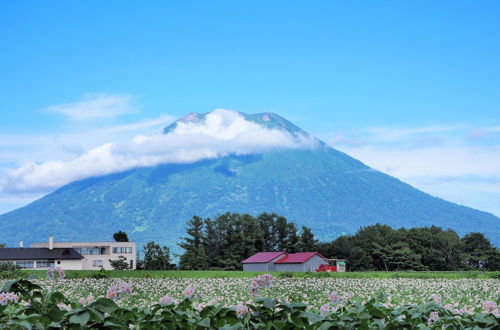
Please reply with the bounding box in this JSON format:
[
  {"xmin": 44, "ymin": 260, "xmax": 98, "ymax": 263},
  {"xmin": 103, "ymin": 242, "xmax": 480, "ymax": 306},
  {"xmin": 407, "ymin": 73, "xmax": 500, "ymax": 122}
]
[
  {"xmin": 0, "ymin": 247, "xmax": 84, "ymax": 270},
  {"xmin": 30, "ymin": 236, "xmax": 137, "ymax": 270}
]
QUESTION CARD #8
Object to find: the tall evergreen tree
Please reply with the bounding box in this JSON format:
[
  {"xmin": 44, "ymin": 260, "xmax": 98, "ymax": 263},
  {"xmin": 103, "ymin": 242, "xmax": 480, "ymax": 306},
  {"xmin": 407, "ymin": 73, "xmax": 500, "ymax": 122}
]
[
  {"xmin": 285, "ymin": 222, "xmax": 300, "ymax": 253},
  {"xmin": 178, "ymin": 216, "xmax": 208, "ymax": 270},
  {"xmin": 298, "ymin": 226, "xmax": 318, "ymax": 252}
]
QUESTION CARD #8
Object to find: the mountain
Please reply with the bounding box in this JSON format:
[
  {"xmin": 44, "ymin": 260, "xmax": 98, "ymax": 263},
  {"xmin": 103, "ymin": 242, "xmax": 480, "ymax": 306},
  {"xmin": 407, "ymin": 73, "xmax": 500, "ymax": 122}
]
[{"xmin": 0, "ymin": 112, "xmax": 499, "ymax": 251}]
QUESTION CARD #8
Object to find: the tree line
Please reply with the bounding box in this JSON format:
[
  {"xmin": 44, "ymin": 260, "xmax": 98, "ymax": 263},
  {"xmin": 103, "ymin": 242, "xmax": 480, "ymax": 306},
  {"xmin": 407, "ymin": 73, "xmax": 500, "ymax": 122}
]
[
  {"xmin": 178, "ymin": 212, "xmax": 500, "ymax": 271},
  {"xmin": 178, "ymin": 213, "xmax": 318, "ymax": 270},
  {"xmin": 316, "ymin": 223, "xmax": 500, "ymax": 271}
]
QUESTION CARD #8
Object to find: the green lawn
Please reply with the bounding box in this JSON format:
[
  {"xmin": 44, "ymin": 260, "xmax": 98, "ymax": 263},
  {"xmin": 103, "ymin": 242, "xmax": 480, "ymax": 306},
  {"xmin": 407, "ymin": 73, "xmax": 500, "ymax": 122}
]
[{"xmin": 21, "ymin": 269, "xmax": 500, "ymax": 279}]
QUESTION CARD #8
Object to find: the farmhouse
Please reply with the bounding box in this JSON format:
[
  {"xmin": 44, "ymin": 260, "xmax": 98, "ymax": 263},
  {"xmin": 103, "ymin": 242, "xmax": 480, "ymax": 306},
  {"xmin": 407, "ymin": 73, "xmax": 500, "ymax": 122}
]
[
  {"xmin": 0, "ymin": 236, "xmax": 137, "ymax": 270},
  {"xmin": 31, "ymin": 236, "xmax": 137, "ymax": 270},
  {"xmin": 0, "ymin": 247, "xmax": 84, "ymax": 270},
  {"xmin": 241, "ymin": 251, "xmax": 287, "ymax": 271}
]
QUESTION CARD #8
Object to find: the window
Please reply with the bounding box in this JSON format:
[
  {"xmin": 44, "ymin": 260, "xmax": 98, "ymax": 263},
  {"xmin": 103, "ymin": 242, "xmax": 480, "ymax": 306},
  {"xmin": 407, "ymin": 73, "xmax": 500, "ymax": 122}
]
[
  {"xmin": 93, "ymin": 260, "xmax": 103, "ymax": 267},
  {"xmin": 36, "ymin": 260, "xmax": 55, "ymax": 268},
  {"xmin": 16, "ymin": 261, "xmax": 34, "ymax": 269},
  {"xmin": 112, "ymin": 247, "xmax": 132, "ymax": 253},
  {"xmin": 74, "ymin": 247, "xmax": 105, "ymax": 255}
]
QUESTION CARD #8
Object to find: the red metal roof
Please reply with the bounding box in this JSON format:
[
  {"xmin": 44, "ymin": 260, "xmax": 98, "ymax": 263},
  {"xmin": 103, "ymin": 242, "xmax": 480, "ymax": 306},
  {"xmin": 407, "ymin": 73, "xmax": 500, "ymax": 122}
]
[
  {"xmin": 241, "ymin": 252, "xmax": 287, "ymax": 264},
  {"xmin": 274, "ymin": 252, "xmax": 327, "ymax": 264}
]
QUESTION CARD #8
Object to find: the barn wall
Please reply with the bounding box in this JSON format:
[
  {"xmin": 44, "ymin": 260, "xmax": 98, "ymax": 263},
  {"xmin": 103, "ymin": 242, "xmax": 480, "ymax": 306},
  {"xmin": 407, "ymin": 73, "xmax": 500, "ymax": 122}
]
[
  {"xmin": 275, "ymin": 255, "xmax": 328, "ymax": 272},
  {"xmin": 243, "ymin": 263, "xmax": 269, "ymax": 272},
  {"xmin": 269, "ymin": 254, "xmax": 286, "ymax": 271},
  {"xmin": 303, "ymin": 255, "xmax": 328, "ymax": 272},
  {"xmin": 275, "ymin": 263, "xmax": 304, "ymax": 272}
]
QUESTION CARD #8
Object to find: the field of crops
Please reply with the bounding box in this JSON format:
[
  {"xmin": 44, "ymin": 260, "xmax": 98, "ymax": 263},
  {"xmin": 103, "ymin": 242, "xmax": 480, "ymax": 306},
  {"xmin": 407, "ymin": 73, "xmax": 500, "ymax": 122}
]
[
  {"xmin": 22, "ymin": 269, "xmax": 500, "ymax": 279},
  {"xmin": 2, "ymin": 272, "xmax": 499, "ymax": 328},
  {"xmin": 33, "ymin": 276, "xmax": 500, "ymax": 310}
]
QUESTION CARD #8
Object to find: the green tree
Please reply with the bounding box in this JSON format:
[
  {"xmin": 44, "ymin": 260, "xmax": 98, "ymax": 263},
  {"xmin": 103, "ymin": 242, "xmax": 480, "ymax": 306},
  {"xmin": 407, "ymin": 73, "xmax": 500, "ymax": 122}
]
[
  {"xmin": 143, "ymin": 241, "xmax": 171, "ymax": 270},
  {"xmin": 256, "ymin": 213, "xmax": 279, "ymax": 251},
  {"xmin": 317, "ymin": 235, "xmax": 373, "ymax": 271},
  {"xmin": 109, "ymin": 255, "xmax": 129, "ymax": 270},
  {"xmin": 178, "ymin": 216, "xmax": 208, "ymax": 270},
  {"xmin": 298, "ymin": 226, "xmax": 318, "ymax": 252},
  {"xmin": 462, "ymin": 232, "xmax": 499, "ymax": 270},
  {"xmin": 285, "ymin": 222, "xmax": 300, "ymax": 253},
  {"xmin": 113, "ymin": 231, "xmax": 129, "ymax": 242},
  {"xmin": 0, "ymin": 243, "xmax": 6, "ymax": 248}
]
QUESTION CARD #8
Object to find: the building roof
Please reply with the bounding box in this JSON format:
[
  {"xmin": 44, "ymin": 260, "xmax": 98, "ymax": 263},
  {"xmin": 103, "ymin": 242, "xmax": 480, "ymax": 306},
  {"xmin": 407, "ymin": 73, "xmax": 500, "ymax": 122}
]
[
  {"xmin": 274, "ymin": 252, "xmax": 327, "ymax": 264},
  {"xmin": 0, "ymin": 248, "xmax": 84, "ymax": 260},
  {"xmin": 241, "ymin": 252, "xmax": 286, "ymax": 264}
]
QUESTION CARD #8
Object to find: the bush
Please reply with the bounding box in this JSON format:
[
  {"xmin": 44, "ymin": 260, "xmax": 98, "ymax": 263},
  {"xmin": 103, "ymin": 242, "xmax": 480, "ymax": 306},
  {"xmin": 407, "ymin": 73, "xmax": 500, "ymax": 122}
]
[
  {"xmin": 488, "ymin": 272, "xmax": 500, "ymax": 279},
  {"xmin": 277, "ymin": 271, "xmax": 294, "ymax": 279},
  {"xmin": 90, "ymin": 268, "xmax": 110, "ymax": 279},
  {"xmin": 0, "ymin": 262, "xmax": 22, "ymax": 279}
]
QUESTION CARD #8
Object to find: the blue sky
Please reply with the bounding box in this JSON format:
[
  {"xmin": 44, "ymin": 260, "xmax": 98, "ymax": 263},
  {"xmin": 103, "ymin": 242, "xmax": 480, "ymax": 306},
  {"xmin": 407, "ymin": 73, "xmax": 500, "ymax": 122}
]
[{"xmin": 1, "ymin": 1, "xmax": 499, "ymax": 216}]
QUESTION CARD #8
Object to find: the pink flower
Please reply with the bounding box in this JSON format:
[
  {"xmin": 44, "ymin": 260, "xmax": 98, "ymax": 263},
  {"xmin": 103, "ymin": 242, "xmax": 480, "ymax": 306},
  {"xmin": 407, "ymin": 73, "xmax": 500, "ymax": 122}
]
[
  {"xmin": 119, "ymin": 281, "xmax": 132, "ymax": 295},
  {"xmin": 248, "ymin": 287, "xmax": 259, "ymax": 298},
  {"xmin": 159, "ymin": 295, "xmax": 174, "ymax": 304},
  {"xmin": 46, "ymin": 268, "xmax": 55, "ymax": 280},
  {"xmin": 427, "ymin": 311, "xmax": 439, "ymax": 326},
  {"xmin": 56, "ymin": 267, "xmax": 65, "ymax": 279},
  {"xmin": 235, "ymin": 302, "xmax": 249, "ymax": 319},
  {"xmin": 182, "ymin": 285, "xmax": 196, "ymax": 299},
  {"xmin": 328, "ymin": 292, "xmax": 342, "ymax": 304},
  {"xmin": 106, "ymin": 286, "xmax": 119, "ymax": 299},
  {"xmin": 444, "ymin": 304, "xmax": 454, "ymax": 311},
  {"xmin": 430, "ymin": 294, "xmax": 441, "ymax": 305},
  {"xmin": 79, "ymin": 297, "xmax": 86, "ymax": 304},
  {"xmin": 483, "ymin": 300, "xmax": 497, "ymax": 313},
  {"xmin": 0, "ymin": 293, "xmax": 20, "ymax": 305},
  {"xmin": 320, "ymin": 304, "xmax": 330, "ymax": 316}
]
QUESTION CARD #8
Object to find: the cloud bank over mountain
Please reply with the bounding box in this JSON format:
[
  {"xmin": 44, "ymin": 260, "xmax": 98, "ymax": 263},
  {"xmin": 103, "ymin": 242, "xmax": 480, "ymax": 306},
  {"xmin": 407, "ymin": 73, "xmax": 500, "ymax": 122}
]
[
  {"xmin": 0, "ymin": 109, "xmax": 316, "ymax": 194},
  {"xmin": 325, "ymin": 124, "xmax": 500, "ymax": 216}
]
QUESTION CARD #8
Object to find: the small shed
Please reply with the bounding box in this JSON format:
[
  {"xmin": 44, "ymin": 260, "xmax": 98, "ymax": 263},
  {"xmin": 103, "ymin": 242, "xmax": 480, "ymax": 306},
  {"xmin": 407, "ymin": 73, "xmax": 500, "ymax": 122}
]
[
  {"xmin": 329, "ymin": 259, "xmax": 347, "ymax": 272},
  {"xmin": 241, "ymin": 252, "xmax": 287, "ymax": 272},
  {"xmin": 274, "ymin": 252, "xmax": 328, "ymax": 272}
]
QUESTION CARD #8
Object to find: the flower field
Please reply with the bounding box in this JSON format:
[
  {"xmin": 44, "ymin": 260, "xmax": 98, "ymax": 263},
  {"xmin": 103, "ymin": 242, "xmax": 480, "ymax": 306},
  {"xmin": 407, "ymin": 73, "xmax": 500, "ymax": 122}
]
[
  {"xmin": 1, "ymin": 274, "xmax": 499, "ymax": 328},
  {"xmin": 34, "ymin": 277, "xmax": 500, "ymax": 312}
]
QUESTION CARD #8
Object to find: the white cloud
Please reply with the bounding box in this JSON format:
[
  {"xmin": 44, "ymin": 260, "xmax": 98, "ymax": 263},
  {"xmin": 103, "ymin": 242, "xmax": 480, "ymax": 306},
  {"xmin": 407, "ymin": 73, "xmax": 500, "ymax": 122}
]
[
  {"xmin": 0, "ymin": 109, "xmax": 316, "ymax": 194},
  {"xmin": 341, "ymin": 145, "xmax": 500, "ymax": 178},
  {"xmin": 46, "ymin": 93, "xmax": 134, "ymax": 120},
  {"xmin": 326, "ymin": 124, "xmax": 500, "ymax": 216},
  {"xmin": 0, "ymin": 114, "xmax": 175, "ymax": 164},
  {"xmin": 362, "ymin": 125, "xmax": 464, "ymax": 142}
]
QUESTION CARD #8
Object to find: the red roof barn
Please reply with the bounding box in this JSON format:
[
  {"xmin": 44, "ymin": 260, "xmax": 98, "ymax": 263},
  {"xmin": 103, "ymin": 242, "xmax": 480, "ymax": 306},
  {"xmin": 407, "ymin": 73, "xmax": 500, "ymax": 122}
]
[
  {"xmin": 241, "ymin": 252, "xmax": 331, "ymax": 272},
  {"xmin": 274, "ymin": 252, "xmax": 329, "ymax": 272},
  {"xmin": 241, "ymin": 252, "xmax": 286, "ymax": 272}
]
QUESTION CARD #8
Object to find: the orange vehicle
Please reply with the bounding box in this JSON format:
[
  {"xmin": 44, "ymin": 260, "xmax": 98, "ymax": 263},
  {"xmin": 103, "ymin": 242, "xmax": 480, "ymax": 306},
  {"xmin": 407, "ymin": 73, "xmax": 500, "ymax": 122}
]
[
  {"xmin": 315, "ymin": 259, "xmax": 346, "ymax": 272},
  {"xmin": 316, "ymin": 264, "xmax": 336, "ymax": 272}
]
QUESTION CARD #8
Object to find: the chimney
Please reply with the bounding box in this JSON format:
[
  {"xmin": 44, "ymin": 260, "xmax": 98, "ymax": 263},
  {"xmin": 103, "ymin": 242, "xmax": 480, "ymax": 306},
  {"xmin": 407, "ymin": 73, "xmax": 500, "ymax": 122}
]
[
  {"xmin": 49, "ymin": 235, "xmax": 53, "ymax": 250},
  {"xmin": 19, "ymin": 240, "xmax": 23, "ymax": 248}
]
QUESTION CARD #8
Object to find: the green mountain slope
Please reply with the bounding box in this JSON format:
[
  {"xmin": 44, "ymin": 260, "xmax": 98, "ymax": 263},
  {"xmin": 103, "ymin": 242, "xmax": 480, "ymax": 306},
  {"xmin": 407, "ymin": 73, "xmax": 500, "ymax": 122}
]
[{"xmin": 0, "ymin": 113, "xmax": 498, "ymax": 249}]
